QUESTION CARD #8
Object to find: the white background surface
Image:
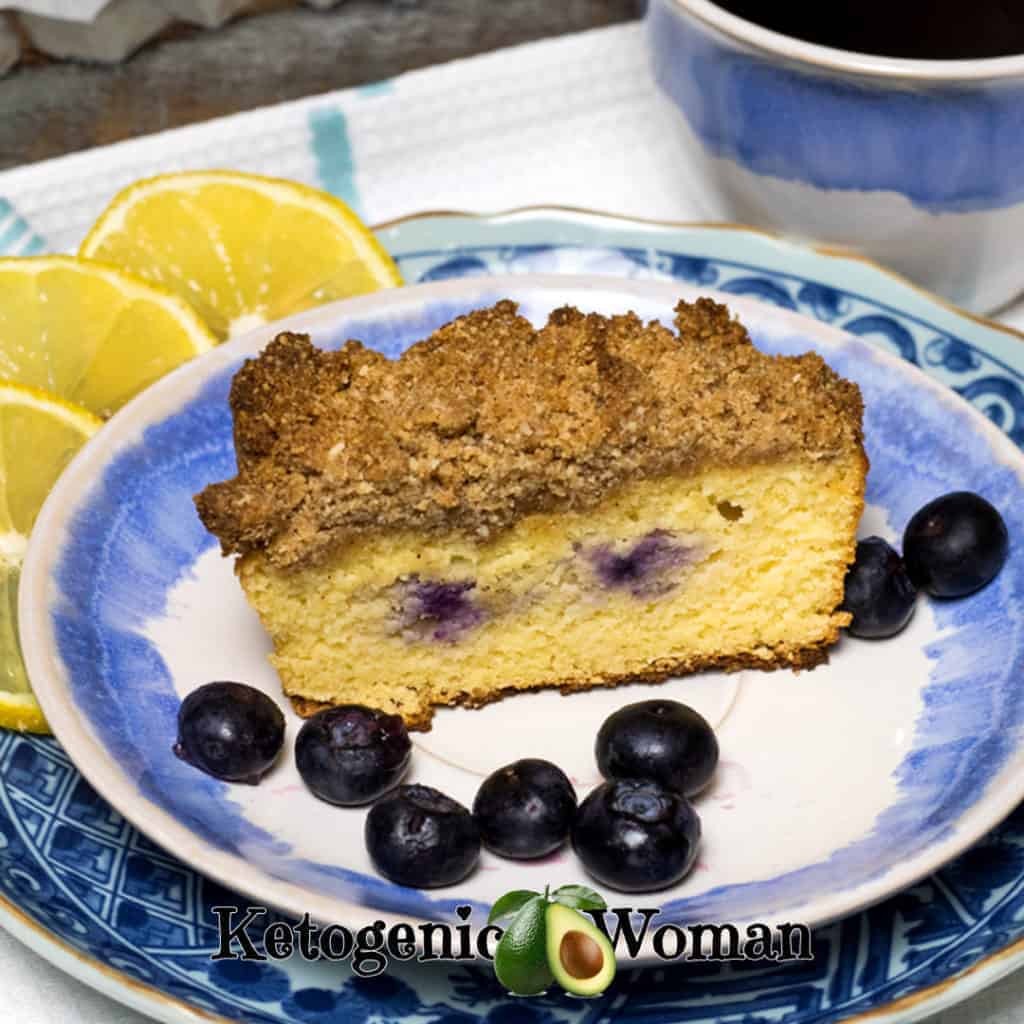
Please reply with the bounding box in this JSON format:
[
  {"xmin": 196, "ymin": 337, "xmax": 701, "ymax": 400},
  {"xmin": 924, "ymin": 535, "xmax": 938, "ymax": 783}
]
[{"xmin": 1, "ymin": 20, "xmax": 1023, "ymax": 1024}]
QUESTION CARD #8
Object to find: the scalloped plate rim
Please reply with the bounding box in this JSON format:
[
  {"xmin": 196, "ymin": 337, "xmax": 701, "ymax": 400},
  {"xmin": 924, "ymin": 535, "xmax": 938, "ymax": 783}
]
[{"xmin": 5, "ymin": 207, "xmax": 1024, "ymax": 1024}]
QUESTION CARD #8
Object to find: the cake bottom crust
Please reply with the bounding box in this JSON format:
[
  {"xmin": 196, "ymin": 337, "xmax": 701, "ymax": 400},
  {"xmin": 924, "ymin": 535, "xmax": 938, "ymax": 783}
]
[{"xmin": 287, "ymin": 636, "xmax": 837, "ymax": 732}]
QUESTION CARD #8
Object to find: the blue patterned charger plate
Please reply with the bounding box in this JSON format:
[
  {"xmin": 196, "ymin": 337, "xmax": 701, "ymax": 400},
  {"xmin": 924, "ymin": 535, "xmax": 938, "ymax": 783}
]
[{"xmin": 7, "ymin": 208, "xmax": 1024, "ymax": 1024}]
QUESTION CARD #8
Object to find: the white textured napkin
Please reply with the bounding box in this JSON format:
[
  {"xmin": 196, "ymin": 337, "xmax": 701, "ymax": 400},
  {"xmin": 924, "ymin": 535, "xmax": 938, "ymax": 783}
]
[
  {"xmin": 0, "ymin": 1, "xmax": 110, "ymax": 20},
  {"xmin": 0, "ymin": 0, "xmax": 341, "ymax": 18},
  {"xmin": 0, "ymin": 0, "xmax": 347, "ymax": 66},
  {"xmin": 0, "ymin": 21, "xmax": 1021, "ymax": 1024}
]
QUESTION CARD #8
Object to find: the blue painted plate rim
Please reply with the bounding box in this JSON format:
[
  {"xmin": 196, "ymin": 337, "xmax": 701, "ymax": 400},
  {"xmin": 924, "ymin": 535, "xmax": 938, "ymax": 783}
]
[
  {"xmin": 7, "ymin": 208, "xmax": 1024, "ymax": 1024},
  {"xmin": 19, "ymin": 269, "xmax": 1024, "ymax": 960}
]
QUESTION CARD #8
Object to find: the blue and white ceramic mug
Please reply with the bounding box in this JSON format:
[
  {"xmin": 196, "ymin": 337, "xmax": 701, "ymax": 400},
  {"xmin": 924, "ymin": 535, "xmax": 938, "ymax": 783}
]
[{"xmin": 646, "ymin": 0, "xmax": 1024, "ymax": 313}]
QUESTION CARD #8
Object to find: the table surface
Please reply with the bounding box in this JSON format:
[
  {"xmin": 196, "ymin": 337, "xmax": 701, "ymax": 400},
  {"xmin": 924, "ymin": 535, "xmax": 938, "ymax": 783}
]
[
  {"xmin": 0, "ymin": 0, "xmax": 642, "ymax": 170},
  {"xmin": 2, "ymin": 5, "xmax": 1024, "ymax": 1024}
]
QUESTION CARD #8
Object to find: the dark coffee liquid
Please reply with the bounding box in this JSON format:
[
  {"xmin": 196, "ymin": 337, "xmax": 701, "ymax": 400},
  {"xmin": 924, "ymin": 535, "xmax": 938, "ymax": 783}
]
[{"xmin": 710, "ymin": 1, "xmax": 1024, "ymax": 60}]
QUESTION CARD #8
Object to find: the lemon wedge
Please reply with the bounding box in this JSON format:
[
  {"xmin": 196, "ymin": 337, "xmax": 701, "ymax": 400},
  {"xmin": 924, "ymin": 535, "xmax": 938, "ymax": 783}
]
[
  {"xmin": 80, "ymin": 170, "xmax": 403, "ymax": 340},
  {"xmin": 0, "ymin": 255, "xmax": 216, "ymax": 419},
  {"xmin": 0, "ymin": 383, "xmax": 100, "ymax": 733}
]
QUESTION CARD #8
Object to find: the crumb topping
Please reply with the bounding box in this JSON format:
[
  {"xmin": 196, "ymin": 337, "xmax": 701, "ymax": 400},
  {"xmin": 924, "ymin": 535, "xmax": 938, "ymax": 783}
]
[{"xmin": 195, "ymin": 299, "xmax": 865, "ymax": 569}]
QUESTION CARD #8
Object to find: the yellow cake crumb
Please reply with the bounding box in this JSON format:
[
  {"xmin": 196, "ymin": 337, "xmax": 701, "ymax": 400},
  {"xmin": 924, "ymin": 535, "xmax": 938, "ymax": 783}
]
[{"xmin": 239, "ymin": 460, "xmax": 864, "ymax": 729}]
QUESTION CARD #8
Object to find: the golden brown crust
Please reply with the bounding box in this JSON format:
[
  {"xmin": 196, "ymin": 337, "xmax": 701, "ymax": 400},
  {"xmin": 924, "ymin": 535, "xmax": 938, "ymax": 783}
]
[
  {"xmin": 286, "ymin": 631, "xmax": 845, "ymax": 732},
  {"xmin": 196, "ymin": 298, "xmax": 865, "ymax": 570}
]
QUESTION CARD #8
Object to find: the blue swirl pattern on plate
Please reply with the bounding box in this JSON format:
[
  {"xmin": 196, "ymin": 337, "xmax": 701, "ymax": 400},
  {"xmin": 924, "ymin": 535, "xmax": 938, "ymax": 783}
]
[{"xmin": 8, "ymin": 234, "xmax": 1024, "ymax": 1023}]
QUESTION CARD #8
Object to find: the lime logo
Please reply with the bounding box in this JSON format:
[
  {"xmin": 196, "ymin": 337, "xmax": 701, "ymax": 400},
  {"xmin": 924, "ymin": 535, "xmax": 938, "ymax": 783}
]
[{"xmin": 489, "ymin": 885, "xmax": 617, "ymax": 997}]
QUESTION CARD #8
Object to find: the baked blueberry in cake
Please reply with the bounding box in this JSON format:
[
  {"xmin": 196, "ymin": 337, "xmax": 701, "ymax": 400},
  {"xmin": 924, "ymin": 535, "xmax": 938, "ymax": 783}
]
[{"xmin": 195, "ymin": 299, "xmax": 867, "ymax": 730}]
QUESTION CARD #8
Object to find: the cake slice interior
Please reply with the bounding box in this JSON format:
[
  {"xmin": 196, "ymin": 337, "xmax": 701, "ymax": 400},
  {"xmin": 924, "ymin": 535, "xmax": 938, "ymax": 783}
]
[
  {"xmin": 238, "ymin": 460, "xmax": 861, "ymax": 728},
  {"xmin": 197, "ymin": 299, "xmax": 866, "ymax": 730}
]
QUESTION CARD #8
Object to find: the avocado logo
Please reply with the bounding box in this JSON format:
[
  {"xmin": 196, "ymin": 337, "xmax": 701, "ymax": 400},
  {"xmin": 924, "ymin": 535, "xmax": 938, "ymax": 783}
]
[{"xmin": 489, "ymin": 885, "xmax": 617, "ymax": 997}]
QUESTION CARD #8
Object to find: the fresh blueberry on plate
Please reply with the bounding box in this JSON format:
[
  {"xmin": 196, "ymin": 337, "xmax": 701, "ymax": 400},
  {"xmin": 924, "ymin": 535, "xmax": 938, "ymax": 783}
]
[
  {"xmin": 472, "ymin": 758, "xmax": 577, "ymax": 859},
  {"xmin": 903, "ymin": 491, "xmax": 1009, "ymax": 598},
  {"xmin": 596, "ymin": 699, "xmax": 719, "ymax": 797},
  {"xmin": 841, "ymin": 536, "xmax": 918, "ymax": 638},
  {"xmin": 295, "ymin": 704, "xmax": 411, "ymax": 807},
  {"xmin": 572, "ymin": 779, "xmax": 701, "ymax": 892},
  {"xmin": 365, "ymin": 784, "xmax": 480, "ymax": 888},
  {"xmin": 174, "ymin": 681, "xmax": 285, "ymax": 784}
]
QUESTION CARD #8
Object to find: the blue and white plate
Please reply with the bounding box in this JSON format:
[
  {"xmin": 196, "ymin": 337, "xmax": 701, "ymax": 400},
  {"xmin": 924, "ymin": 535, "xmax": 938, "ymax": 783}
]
[{"xmin": 7, "ymin": 208, "xmax": 1024, "ymax": 1023}]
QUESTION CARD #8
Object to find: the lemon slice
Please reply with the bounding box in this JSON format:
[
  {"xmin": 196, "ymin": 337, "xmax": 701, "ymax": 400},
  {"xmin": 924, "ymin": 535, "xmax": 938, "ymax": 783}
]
[
  {"xmin": 80, "ymin": 171, "xmax": 403, "ymax": 340},
  {"xmin": 0, "ymin": 383, "xmax": 101, "ymax": 733},
  {"xmin": 0, "ymin": 256, "xmax": 216, "ymax": 419}
]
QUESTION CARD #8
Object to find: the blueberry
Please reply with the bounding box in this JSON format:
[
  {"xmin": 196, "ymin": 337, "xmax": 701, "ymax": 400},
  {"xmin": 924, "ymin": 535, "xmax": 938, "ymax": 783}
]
[
  {"xmin": 571, "ymin": 780, "xmax": 701, "ymax": 892},
  {"xmin": 365, "ymin": 785, "xmax": 480, "ymax": 888},
  {"xmin": 903, "ymin": 492, "xmax": 1009, "ymax": 598},
  {"xmin": 397, "ymin": 576, "xmax": 486, "ymax": 642},
  {"xmin": 472, "ymin": 759, "xmax": 577, "ymax": 859},
  {"xmin": 295, "ymin": 705, "xmax": 411, "ymax": 806},
  {"xmin": 583, "ymin": 530, "xmax": 696, "ymax": 598},
  {"xmin": 174, "ymin": 682, "xmax": 284, "ymax": 784},
  {"xmin": 840, "ymin": 537, "xmax": 918, "ymax": 638},
  {"xmin": 596, "ymin": 700, "xmax": 718, "ymax": 797}
]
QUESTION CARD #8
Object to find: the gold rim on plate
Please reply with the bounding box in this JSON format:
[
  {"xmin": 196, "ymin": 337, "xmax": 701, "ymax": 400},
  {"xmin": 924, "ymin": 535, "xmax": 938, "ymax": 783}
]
[
  {"xmin": 376, "ymin": 204, "xmax": 1024, "ymax": 339},
  {"xmin": 9, "ymin": 204, "xmax": 1024, "ymax": 1024}
]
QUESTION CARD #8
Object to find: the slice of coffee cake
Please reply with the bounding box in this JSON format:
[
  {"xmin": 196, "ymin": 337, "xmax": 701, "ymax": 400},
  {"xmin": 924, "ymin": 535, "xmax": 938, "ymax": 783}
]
[{"xmin": 196, "ymin": 299, "xmax": 866, "ymax": 730}]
